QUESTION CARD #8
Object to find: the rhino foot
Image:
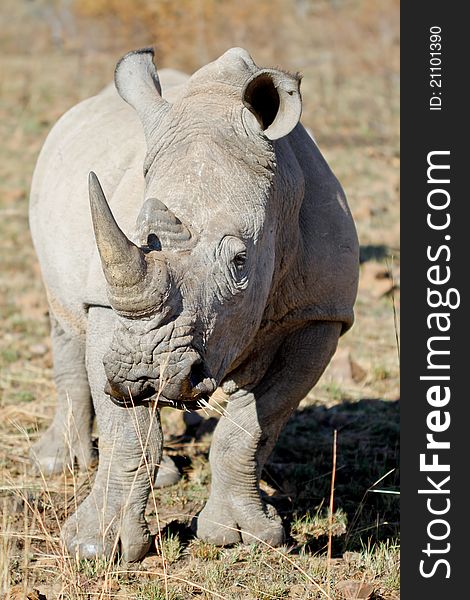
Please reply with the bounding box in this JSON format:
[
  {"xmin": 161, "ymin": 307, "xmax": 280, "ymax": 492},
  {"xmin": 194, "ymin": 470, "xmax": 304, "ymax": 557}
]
[
  {"xmin": 62, "ymin": 493, "xmax": 151, "ymax": 562},
  {"xmin": 30, "ymin": 423, "xmax": 97, "ymax": 476},
  {"xmin": 194, "ymin": 497, "xmax": 284, "ymax": 547}
]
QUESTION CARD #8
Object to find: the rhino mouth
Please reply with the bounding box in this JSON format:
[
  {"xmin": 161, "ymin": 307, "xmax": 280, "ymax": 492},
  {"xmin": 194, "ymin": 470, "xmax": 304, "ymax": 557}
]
[
  {"xmin": 104, "ymin": 362, "xmax": 217, "ymax": 411},
  {"xmin": 106, "ymin": 391, "xmax": 212, "ymax": 411},
  {"xmin": 103, "ymin": 314, "xmax": 218, "ymax": 410}
]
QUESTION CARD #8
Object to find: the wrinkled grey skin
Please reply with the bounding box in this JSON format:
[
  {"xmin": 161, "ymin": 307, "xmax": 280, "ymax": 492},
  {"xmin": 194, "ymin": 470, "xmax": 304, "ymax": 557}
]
[{"xmin": 29, "ymin": 47, "xmax": 358, "ymax": 561}]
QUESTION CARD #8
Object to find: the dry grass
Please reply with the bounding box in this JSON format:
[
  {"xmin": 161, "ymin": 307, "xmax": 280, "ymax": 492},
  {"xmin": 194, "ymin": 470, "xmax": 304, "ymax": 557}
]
[{"xmin": 1, "ymin": 0, "xmax": 399, "ymax": 598}]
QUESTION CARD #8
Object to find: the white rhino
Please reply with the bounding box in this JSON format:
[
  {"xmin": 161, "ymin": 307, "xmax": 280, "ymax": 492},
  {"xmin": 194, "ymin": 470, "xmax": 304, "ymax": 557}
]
[{"xmin": 29, "ymin": 47, "xmax": 358, "ymax": 561}]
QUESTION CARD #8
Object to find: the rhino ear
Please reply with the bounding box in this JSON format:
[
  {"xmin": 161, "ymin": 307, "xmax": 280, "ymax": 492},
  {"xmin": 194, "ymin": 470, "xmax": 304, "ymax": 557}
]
[
  {"xmin": 114, "ymin": 48, "xmax": 170, "ymax": 144},
  {"xmin": 242, "ymin": 69, "xmax": 302, "ymax": 140}
]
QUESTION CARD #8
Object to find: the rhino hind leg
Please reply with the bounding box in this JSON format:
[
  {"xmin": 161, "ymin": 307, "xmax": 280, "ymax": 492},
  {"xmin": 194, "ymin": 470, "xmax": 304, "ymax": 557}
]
[
  {"xmin": 155, "ymin": 454, "xmax": 181, "ymax": 488},
  {"xmin": 61, "ymin": 307, "xmax": 163, "ymax": 562},
  {"xmin": 30, "ymin": 315, "xmax": 96, "ymax": 475},
  {"xmin": 194, "ymin": 321, "xmax": 342, "ymax": 547}
]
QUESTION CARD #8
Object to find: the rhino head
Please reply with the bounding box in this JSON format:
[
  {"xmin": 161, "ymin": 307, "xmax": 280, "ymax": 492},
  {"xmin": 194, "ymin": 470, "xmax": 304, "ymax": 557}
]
[{"xmin": 90, "ymin": 47, "xmax": 302, "ymax": 409}]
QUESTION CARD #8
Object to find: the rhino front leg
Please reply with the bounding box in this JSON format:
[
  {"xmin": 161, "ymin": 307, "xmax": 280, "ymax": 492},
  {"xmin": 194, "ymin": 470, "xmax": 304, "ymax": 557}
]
[
  {"xmin": 62, "ymin": 307, "xmax": 163, "ymax": 562},
  {"xmin": 30, "ymin": 314, "xmax": 96, "ymax": 475},
  {"xmin": 195, "ymin": 321, "xmax": 342, "ymax": 546}
]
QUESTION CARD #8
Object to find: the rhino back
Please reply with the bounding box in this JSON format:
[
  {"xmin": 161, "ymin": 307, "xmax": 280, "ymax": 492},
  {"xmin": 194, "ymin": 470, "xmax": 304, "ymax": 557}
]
[
  {"xmin": 292, "ymin": 125, "xmax": 358, "ymax": 329},
  {"xmin": 30, "ymin": 86, "xmax": 146, "ymax": 334},
  {"xmin": 263, "ymin": 125, "xmax": 358, "ymax": 333}
]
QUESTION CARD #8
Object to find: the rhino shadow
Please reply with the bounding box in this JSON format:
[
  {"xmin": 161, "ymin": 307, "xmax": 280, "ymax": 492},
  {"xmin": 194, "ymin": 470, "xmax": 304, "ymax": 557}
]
[
  {"xmin": 167, "ymin": 397, "xmax": 399, "ymax": 554},
  {"xmin": 264, "ymin": 398, "xmax": 399, "ymax": 554}
]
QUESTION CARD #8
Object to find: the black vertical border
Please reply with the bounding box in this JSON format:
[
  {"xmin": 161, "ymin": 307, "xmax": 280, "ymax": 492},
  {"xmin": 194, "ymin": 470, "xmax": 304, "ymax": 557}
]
[{"xmin": 401, "ymin": 3, "xmax": 467, "ymax": 597}]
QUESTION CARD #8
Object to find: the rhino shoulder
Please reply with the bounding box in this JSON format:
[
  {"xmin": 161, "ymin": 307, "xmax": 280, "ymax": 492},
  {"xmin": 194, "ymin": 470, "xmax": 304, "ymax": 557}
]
[{"xmin": 269, "ymin": 124, "xmax": 359, "ymax": 332}]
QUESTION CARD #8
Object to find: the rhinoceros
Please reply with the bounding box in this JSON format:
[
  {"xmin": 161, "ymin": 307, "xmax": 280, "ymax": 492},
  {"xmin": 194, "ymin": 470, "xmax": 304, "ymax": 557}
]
[{"xmin": 29, "ymin": 47, "xmax": 358, "ymax": 561}]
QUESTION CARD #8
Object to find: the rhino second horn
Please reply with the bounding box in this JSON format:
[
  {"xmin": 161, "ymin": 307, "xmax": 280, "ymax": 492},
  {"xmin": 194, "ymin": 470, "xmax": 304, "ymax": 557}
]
[
  {"xmin": 138, "ymin": 197, "xmax": 192, "ymax": 246},
  {"xmin": 88, "ymin": 171, "xmax": 147, "ymax": 289}
]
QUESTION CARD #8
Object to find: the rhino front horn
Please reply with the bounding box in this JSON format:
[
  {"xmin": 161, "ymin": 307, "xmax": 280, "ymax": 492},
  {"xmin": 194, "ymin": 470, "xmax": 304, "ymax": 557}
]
[
  {"xmin": 89, "ymin": 171, "xmax": 147, "ymax": 290},
  {"xmin": 89, "ymin": 172, "xmax": 171, "ymax": 315}
]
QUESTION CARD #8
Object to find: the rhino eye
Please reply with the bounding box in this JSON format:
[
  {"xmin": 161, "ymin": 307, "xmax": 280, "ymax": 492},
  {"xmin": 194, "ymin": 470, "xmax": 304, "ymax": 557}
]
[
  {"xmin": 146, "ymin": 233, "xmax": 162, "ymax": 251},
  {"xmin": 219, "ymin": 236, "xmax": 249, "ymax": 290},
  {"xmin": 233, "ymin": 251, "xmax": 247, "ymax": 270}
]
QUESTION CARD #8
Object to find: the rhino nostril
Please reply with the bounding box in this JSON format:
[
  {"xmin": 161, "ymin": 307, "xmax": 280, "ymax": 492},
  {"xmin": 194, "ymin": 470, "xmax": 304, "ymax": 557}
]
[
  {"xmin": 189, "ymin": 361, "xmax": 205, "ymax": 388},
  {"xmin": 189, "ymin": 362, "xmax": 216, "ymax": 397},
  {"xmin": 189, "ymin": 361, "xmax": 204, "ymax": 388}
]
